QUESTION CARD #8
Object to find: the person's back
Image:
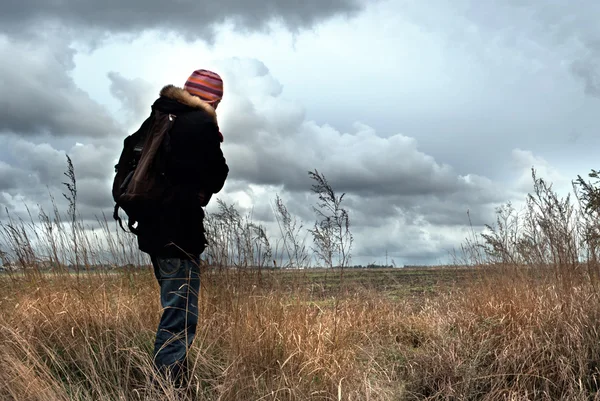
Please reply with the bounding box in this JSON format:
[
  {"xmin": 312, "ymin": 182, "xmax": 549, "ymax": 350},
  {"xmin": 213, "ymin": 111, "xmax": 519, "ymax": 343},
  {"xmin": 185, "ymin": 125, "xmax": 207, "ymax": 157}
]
[{"xmin": 133, "ymin": 69, "xmax": 228, "ymax": 386}]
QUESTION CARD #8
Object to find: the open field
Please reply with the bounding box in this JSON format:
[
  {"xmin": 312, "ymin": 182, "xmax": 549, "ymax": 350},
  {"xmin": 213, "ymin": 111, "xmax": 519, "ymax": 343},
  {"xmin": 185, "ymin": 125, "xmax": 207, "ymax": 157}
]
[
  {"xmin": 3, "ymin": 167, "xmax": 600, "ymax": 399},
  {"xmin": 2, "ymin": 265, "xmax": 600, "ymax": 400}
]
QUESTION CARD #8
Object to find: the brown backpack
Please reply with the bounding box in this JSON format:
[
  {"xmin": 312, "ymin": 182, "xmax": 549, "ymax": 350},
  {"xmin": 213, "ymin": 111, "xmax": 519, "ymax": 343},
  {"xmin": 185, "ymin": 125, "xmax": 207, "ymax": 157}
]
[{"xmin": 112, "ymin": 110, "xmax": 177, "ymax": 234}]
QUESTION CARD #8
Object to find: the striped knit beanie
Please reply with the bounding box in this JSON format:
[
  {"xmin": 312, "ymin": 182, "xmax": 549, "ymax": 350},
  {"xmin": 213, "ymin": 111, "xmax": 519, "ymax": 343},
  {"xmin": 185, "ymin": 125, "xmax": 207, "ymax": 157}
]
[{"xmin": 183, "ymin": 69, "xmax": 224, "ymax": 106}]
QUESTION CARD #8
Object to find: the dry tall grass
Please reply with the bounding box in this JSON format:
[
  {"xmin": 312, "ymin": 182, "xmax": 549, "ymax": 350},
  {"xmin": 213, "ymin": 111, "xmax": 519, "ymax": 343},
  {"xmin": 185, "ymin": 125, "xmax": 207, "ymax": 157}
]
[
  {"xmin": 0, "ymin": 269, "xmax": 409, "ymax": 400},
  {"xmin": 3, "ymin": 168, "xmax": 600, "ymax": 399},
  {"xmin": 4, "ymin": 264, "xmax": 600, "ymax": 400}
]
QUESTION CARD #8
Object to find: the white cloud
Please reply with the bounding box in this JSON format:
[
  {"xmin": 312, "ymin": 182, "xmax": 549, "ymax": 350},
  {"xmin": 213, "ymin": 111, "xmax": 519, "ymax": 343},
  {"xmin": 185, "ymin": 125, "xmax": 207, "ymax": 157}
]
[{"xmin": 511, "ymin": 149, "xmax": 569, "ymax": 194}]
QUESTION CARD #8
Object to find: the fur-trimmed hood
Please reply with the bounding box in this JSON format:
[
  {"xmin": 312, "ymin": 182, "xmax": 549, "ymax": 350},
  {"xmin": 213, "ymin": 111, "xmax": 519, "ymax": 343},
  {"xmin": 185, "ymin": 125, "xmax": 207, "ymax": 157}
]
[{"xmin": 159, "ymin": 85, "xmax": 217, "ymax": 122}]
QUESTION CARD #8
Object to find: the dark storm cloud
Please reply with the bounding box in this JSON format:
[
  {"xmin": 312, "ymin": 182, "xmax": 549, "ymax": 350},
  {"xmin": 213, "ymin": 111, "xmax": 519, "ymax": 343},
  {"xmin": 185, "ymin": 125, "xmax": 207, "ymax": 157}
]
[
  {"xmin": 203, "ymin": 55, "xmax": 532, "ymax": 265},
  {"xmin": 412, "ymin": 0, "xmax": 600, "ymax": 99},
  {"xmin": 571, "ymin": 58, "xmax": 600, "ymax": 98},
  {"xmin": 0, "ymin": 163, "xmax": 26, "ymax": 192},
  {"xmin": 0, "ymin": 0, "xmax": 367, "ymax": 40},
  {"xmin": 346, "ymin": 193, "xmax": 496, "ymax": 229},
  {"xmin": 209, "ymin": 57, "xmax": 513, "ymax": 256},
  {"xmin": 0, "ymin": 0, "xmax": 361, "ymax": 139},
  {"xmin": 77, "ymin": 178, "xmax": 114, "ymax": 210},
  {"xmin": 0, "ymin": 36, "xmax": 122, "ymax": 138},
  {"xmin": 218, "ymin": 60, "xmax": 503, "ymax": 202},
  {"xmin": 108, "ymin": 72, "xmax": 154, "ymax": 124},
  {"xmin": 9, "ymin": 141, "xmax": 68, "ymax": 187},
  {"xmin": 1, "ymin": 138, "xmax": 119, "ymax": 221}
]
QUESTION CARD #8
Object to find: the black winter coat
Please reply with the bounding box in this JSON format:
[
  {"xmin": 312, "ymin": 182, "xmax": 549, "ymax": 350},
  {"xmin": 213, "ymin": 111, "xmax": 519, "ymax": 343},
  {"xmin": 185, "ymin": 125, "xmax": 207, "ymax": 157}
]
[{"xmin": 136, "ymin": 85, "xmax": 229, "ymax": 258}]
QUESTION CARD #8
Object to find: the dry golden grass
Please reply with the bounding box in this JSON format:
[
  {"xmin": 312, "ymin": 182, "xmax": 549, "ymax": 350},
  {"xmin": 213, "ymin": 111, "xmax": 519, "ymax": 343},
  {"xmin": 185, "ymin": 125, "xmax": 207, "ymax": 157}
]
[
  {"xmin": 1, "ymin": 265, "xmax": 600, "ymax": 401},
  {"xmin": 401, "ymin": 267, "xmax": 600, "ymax": 400},
  {"xmin": 4, "ymin": 154, "xmax": 600, "ymax": 400},
  {"xmin": 0, "ymin": 268, "xmax": 402, "ymax": 401}
]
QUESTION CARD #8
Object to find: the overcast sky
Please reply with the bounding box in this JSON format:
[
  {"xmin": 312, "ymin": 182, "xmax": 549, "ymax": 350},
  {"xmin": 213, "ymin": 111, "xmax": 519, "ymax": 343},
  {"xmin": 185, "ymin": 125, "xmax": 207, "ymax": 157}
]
[{"xmin": 1, "ymin": 0, "xmax": 599, "ymax": 266}]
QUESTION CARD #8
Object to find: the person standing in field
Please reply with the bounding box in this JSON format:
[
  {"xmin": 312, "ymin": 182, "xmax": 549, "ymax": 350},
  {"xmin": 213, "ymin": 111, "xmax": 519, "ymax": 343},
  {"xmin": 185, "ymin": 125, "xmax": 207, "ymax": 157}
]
[{"xmin": 134, "ymin": 69, "xmax": 229, "ymax": 385}]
